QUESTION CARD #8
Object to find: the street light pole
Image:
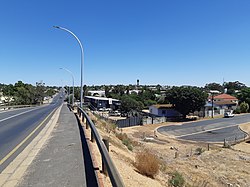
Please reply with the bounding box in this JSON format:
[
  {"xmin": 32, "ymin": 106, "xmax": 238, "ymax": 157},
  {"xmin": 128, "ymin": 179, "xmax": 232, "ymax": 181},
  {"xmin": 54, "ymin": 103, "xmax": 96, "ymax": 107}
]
[
  {"xmin": 60, "ymin": 68, "xmax": 75, "ymax": 105},
  {"xmin": 53, "ymin": 26, "xmax": 84, "ymax": 108},
  {"xmin": 210, "ymin": 90, "xmax": 220, "ymax": 118},
  {"xmin": 68, "ymin": 85, "xmax": 70, "ymax": 104}
]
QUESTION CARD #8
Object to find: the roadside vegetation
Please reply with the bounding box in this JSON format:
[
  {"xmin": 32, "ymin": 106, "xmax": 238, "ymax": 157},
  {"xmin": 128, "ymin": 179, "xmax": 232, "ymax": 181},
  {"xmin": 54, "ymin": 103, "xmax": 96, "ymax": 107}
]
[
  {"xmin": 134, "ymin": 149, "xmax": 160, "ymax": 178},
  {"xmin": 0, "ymin": 81, "xmax": 57, "ymax": 105}
]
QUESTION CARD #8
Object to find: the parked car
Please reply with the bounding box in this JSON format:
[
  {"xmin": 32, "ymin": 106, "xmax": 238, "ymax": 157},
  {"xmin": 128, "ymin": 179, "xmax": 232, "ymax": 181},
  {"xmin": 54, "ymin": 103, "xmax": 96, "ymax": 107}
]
[
  {"xmin": 98, "ymin": 107, "xmax": 105, "ymax": 111},
  {"xmin": 109, "ymin": 110, "xmax": 121, "ymax": 116},
  {"xmin": 224, "ymin": 111, "xmax": 234, "ymax": 118}
]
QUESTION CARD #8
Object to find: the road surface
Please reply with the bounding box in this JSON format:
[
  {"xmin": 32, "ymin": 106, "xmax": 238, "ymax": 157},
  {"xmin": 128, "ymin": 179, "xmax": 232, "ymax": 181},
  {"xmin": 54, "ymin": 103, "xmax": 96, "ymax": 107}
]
[
  {"xmin": 0, "ymin": 93, "xmax": 64, "ymax": 172},
  {"xmin": 157, "ymin": 114, "xmax": 250, "ymax": 143}
]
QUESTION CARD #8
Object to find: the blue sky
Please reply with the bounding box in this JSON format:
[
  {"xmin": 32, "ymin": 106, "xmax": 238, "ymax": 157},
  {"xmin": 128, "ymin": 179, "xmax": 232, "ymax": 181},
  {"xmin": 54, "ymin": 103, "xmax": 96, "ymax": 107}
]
[{"xmin": 1, "ymin": 0, "xmax": 250, "ymax": 87}]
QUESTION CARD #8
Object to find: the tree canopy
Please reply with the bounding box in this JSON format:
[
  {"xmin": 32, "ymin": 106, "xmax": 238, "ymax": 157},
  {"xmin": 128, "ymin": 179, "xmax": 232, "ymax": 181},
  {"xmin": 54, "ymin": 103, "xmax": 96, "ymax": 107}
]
[
  {"xmin": 1, "ymin": 81, "xmax": 57, "ymax": 105},
  {"xmin": 224, "ymin": 81, "xmax": 246, "ymax": 95},
  {"xmin": 165, "ymin": 86, "xmax": 207, "ymax": 118},
  {"xmin": 204, "ymin": 82, "xmax": 224, "ymax": 93}
]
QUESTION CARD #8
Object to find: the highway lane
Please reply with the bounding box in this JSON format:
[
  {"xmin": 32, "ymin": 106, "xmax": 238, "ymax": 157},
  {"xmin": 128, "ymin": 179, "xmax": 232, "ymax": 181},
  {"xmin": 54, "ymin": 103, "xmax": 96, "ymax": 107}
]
[
  {"xmin": 157, "ymin": 114, "xmax": 250, "ymax": 143},
  {"xmin": 0, "ymin": 93, "xmax": 64, "ymax": 172}
]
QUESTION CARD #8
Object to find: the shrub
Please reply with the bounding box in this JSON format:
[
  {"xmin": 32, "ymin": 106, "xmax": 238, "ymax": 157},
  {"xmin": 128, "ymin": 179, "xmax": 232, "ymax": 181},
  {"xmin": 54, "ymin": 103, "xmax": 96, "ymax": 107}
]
[
  {"xmin": 195, "ymin": 147, "xmax": 204, "ymax": 155},
  {"xmin": 240, "ymin": 102, "xmax": 249, "ymax": 113},
  {"xmin": 134, "ymin": 150, "xmax": 160, "ymax": 178},
  {"xmin": 234, "ymin": 107, "xmax": 241, "ymax": 114},
  {"xmin": 116, "ymin": 133, "xmax": 133, "ymax": 151},
  {"xmin": 169, "ymin": 171, "xmax": 185, "ymax": 187}
]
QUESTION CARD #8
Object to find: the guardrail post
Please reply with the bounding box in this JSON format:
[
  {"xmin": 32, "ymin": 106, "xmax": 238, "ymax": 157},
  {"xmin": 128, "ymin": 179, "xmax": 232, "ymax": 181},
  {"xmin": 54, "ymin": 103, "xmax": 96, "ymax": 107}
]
[
  {"xmin": 82, "ymin": 115, "xmax": 85, "ymax": 124},
  {"xmin": 91, "ymin": 130, "xmax": 95, "ymax": 142},
  {"xmin": 207, "ymin": 143, "xmax": 210, "ymax": 151},
  {"xmin": 86, "ymin": 120, "xmax": 89, "ymax": 129},
  {"xmin": 102, "ymin": 138, "xmax": 109, "ymax": 175}
]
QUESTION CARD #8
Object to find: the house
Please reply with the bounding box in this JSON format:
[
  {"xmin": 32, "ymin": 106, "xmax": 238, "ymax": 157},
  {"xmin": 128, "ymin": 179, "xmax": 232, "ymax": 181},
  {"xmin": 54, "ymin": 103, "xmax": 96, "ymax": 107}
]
[
  {"xmin": 211, "ymin": 93, "xmax": 238, "ymax": 110},
  {"xmin": 84, "ymin": 96, "xmax": 121, "ymax": 111},
  {"xmin": 149, "ymin": 104, "xmax": 181, "ymax": 117}
]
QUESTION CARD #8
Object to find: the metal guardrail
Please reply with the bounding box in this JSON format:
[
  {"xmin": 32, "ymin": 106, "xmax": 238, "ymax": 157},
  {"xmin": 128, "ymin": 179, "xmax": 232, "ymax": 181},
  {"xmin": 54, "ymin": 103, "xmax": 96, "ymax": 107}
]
[
  {"xmin": 0, "ymin": 105, "xmax": 32, "ymax": 110},
  {"xmin": 75, "ymin": 106, "xmax": 125, "ymax": 187}
]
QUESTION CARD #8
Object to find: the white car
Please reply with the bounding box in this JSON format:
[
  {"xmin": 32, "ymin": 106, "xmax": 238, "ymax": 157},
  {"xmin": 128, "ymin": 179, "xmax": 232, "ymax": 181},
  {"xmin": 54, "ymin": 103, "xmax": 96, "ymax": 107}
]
[{"xmin": 224, "ymin": 111, "xmax": 234, "ymax": 118}]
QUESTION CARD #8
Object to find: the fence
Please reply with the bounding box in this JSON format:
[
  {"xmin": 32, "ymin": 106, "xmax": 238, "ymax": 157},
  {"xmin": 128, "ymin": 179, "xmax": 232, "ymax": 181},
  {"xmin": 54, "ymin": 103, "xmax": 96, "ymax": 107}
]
[
  {"xmin": 142, "ymin": 116, "xmax": 166, "ymax": 125},
  {"xmin": 75, "ymin": 105, "xmax": 125, "ymax": 187},
  {"xmin": 115, "ymin": 116, "xmax": 143, "ymax": 128},
  {"xmin": 190, "ymin": 109, "xmax": 225, "ymax": 118}
]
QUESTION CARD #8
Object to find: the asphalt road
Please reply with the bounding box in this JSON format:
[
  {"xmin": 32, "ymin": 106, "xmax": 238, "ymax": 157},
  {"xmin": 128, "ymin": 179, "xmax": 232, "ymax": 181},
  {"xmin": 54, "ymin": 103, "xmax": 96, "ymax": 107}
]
[
  {"xmin": 157, "ymin": 114, "xmax": 250, "ymax": 143},
  {"xmin": 0, "ymin": 93, "xmax": 64, "ymax": 172}
]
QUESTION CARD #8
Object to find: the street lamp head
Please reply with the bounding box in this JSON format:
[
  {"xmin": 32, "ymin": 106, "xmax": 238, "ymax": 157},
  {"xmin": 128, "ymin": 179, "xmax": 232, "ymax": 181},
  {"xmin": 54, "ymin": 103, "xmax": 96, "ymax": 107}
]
[{"xmin": 53, "ymin": 25, "xmax": 60, "ymax": 29}]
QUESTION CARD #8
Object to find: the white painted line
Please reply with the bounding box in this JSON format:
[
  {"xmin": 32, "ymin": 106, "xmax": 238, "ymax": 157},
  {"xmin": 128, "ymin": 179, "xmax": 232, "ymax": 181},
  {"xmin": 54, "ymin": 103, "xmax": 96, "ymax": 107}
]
[
  {"xmin": 0, "ymin": 107, "xmax": 41, "ymax": 123},
  {"xmin": 0, "ymin": 107, "xmax": 34, "ymax": 114},
  {"xmin": 175, "ymin": 124, "xmax": 239, "ymax": 138}
]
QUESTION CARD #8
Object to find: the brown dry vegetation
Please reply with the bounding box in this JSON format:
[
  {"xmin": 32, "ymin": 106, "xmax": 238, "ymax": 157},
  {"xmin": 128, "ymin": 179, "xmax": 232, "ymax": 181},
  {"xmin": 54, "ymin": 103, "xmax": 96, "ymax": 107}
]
[
  {"xmin": 86, "ymin": 112, "xmax": 250, "ymax": 187},
  {"xmin": 134, "ymin": 150, "xmax": 160, "ymax": 178}
]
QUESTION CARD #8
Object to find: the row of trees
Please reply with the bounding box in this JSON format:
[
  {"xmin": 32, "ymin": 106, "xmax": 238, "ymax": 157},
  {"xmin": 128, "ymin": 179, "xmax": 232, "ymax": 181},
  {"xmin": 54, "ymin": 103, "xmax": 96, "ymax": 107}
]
[
  {"xmin": 97, "ymin": 84, "xmax": 207, "ymax": 118},
  {"xmin": 63, "ymin": 80, "xmax": 250, "ymax": 116},
  {"xmin": 99, "ymin": 81, "xmax": 249, "ymax": 117},
  {"xmin": 0, "ymin": 81, "xmax": 57, "ymax": 105}
]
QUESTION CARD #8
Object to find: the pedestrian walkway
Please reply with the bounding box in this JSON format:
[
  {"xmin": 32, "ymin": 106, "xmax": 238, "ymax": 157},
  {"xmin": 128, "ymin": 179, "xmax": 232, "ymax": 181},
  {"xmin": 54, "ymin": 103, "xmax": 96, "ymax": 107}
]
[{"xmin": 18, "ymin": 103, "xmax": 87, "ymax": 187}]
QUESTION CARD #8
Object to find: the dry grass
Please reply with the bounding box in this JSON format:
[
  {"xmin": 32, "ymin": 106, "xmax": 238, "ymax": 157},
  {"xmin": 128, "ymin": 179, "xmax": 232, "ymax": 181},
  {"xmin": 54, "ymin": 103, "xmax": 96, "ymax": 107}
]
[
  {"xmin": 134, "ymin": 150, "xmax": 160, "ymax": 178},
  {"xmin": 116, "ymin": 133, "xmax": 134, "ymax": 151}
]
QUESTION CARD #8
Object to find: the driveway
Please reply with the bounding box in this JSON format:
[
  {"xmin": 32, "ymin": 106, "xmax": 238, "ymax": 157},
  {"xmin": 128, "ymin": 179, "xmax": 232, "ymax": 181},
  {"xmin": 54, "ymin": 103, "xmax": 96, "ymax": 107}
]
[{"xmin": 157, "ymin": 114, "xmax": 250, "ymax": 143}]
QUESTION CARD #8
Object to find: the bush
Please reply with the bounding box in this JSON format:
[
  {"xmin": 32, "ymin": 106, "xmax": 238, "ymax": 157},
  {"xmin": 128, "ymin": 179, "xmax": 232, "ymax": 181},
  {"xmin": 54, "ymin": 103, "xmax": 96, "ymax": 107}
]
[
  {"xmin": 240, "ymin": 102, "xmax": 249, "ymax": 113},
  {"xmin": 195, "ymin": 147, "xmax": 205, "ymax": 155},
  {"xmin": 234, "ymin": 107, "xmax": 241, "ymax": 114},
  {"xmin": 116, "ymin": 133, "xmax": 133, "ymax": 151},
  {"xmin": 169, "ymin": 171, "xmax": 185, "ymax": 187},
  {"xmin": 134, "ymin": 150, "xmax": 160, "ymax": 178}
]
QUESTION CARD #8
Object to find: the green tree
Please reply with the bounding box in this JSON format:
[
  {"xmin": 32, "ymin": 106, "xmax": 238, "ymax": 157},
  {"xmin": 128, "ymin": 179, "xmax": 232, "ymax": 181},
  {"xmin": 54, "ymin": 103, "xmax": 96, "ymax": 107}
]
[
  {"xmin": 35, "ymin": 81, "xmax": 45, "ymax": 104},
  {"xmin": 111, "ymin": 85, "xmax": 126, "ymax": 96},
  {"xmin": 2, "ymin": 84, "xmax": 15, "ymax": 97},
  {"xmin": 120, "ymin": 95, "xmax": 143, "ymax": 113},
  {"xmin": 105, "ymin": 85, "xmax": 112, "ymax": 97},
  {"xmin": 224, "ymin": 81, "xmax": 246, "ymax": 95},
  {"xmin": 45, "ymin": 88, "xmax": 56, "ymax": 97},
  {"xmin": 204, "ymin": 82, "xmax": 224, "ymax": 93},
  {"xmin": 237, "ymin": 88, "xmax": 250, "ymax": 109},
  {"xmin": 166, "ymin": 86, "xmax": 207, "ymax": 118},
  {"xmin": 240, "ymin": 102, "xmax": 249, "ymax": 113}
]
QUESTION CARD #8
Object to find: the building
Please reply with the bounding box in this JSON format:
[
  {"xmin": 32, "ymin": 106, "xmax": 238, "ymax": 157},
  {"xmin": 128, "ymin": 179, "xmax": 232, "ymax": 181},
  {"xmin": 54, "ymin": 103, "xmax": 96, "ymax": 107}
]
[
  {"xmin": 84, "ymin": 96, "xmax": 121, "ymax": 110},
  {"xmin": 87, "ymin": 90, "xmax": 106, "ymax": 97},
  {"xmin": 211, "ymin": 93, "xmax": 238, "ymax": 110},
  {"xmin": 149, "ymin": 104, "xmax": 181, "ymax": 117}
]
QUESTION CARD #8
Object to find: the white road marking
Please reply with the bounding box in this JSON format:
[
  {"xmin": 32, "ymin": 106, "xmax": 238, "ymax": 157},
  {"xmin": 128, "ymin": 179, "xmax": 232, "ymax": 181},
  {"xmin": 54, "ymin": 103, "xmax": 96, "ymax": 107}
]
[{"xmin": 0, "ymin": 107, "xmax": 41, "ymax": 123}]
